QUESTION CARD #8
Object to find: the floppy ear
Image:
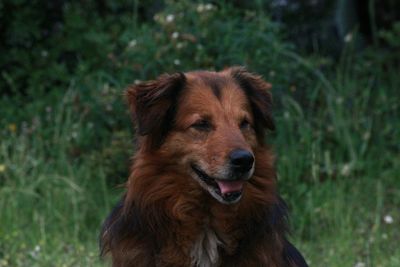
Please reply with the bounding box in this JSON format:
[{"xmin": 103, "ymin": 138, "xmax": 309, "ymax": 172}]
[
  {"xmin": 125, "ymin": 72, "xmax": 186, "ymax": 149},
  {"xmin": 229, "ymin": 66, "xmax": 275, "ymax": 134}
]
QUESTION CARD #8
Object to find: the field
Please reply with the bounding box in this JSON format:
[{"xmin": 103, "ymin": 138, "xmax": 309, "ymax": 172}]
[{"xmin": 1, "ymin": 1, "xmax": 399, "ymax": 266}]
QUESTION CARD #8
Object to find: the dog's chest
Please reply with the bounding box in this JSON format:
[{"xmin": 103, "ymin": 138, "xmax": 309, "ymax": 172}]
[{"xmin": 190, "ymin": 228, "xmax": 222, "ymax": 267}]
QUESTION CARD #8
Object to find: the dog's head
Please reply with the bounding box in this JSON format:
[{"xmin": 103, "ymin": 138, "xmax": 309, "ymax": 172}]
[{"xmin": 126, "ymin": 67, "xmax": 274, "ymax": 204}]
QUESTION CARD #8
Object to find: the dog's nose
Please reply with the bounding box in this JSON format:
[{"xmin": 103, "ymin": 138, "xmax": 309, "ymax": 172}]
[{"xmin": 229, "ymin": 149, "xmax": 254, "ymax": 172}]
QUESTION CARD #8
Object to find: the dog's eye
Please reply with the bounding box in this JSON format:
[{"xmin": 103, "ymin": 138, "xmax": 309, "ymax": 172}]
[
  {"xmin": 240, "ymin": 119, "xmax": 251, "ymax": 129},
  {"xmin": 191, "ymin": 119, "xmax": 211, "ymax": 131}
]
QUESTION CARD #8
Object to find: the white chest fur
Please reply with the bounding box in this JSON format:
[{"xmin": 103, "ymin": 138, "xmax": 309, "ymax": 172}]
[{"xmin": 190, "ymin": 228, "xmax": 222, "ymax": 267}]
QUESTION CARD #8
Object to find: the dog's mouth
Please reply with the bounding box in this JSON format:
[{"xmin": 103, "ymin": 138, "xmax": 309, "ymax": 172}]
[{"xmin": 191, "ymin": 165, "xmax": 244, "ymax": 204}]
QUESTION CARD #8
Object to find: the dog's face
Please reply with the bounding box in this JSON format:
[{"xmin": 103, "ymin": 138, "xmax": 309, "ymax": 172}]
[{"xmin": 126, "ymin": 67, "xmax": 274, "ymax": 204}]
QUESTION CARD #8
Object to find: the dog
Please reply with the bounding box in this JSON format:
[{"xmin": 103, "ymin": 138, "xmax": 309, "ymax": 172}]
[{"xmin": 100, "ymin": 67, "xmax": 308, "ymax": 267}]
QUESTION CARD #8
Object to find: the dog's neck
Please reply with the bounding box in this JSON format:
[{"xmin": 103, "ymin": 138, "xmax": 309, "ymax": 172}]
[
  {"xmin": 190, "ymin": 226, "xmax": 221, "ymax": 267},
  {"xmin": 124, "ymin": 152, "xmax": 279, "ymax": 266}
]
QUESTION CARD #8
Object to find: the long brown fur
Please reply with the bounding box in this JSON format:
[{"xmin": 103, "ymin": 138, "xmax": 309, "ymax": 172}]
[{"xmin": 100, "ymin": 67, "xmax": 308, "ymax": 267}]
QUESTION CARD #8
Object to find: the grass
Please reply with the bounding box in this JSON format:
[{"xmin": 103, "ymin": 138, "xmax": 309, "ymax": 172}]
[
  {"xmin": 274, "ymin": 49, "xmax": 400, "ymax": 266},
  {"xmin": 1, "ymin": 55, "xmax": 399, "ymax": 267},
  {"xmin": 0, "ymin": 92, "xmax": 113, "ymax": 266},
  {"xmin": 1, "ymin": 2, "xmax": 399, "ymax": 267}
]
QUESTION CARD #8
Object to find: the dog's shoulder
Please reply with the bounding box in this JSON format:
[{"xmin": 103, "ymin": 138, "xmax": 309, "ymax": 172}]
[
  {"xmin": 271, "ymin": 198, "xmax": 308, "ymax": 267},
  {"xmin": 283, "ymin": 239, "xmax": 309, "ymax": 267},
  {"xmin": 99, "ymin": 198, "xmax": 125, "ymax": 256},
  {"xmin": 99, "ymin": 197, "xmax": 144, "ymax": 255}
]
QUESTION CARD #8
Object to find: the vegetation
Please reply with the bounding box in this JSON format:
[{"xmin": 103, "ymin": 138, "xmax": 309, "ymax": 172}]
[{"xmin": 1, "ymin": 1, "xmax": 399, "ymax": 266}]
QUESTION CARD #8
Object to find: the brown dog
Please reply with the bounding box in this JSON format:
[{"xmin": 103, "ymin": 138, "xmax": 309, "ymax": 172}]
[{"xmin": 100, "ymin": 67, "xmax": 308, "ymax": 267}]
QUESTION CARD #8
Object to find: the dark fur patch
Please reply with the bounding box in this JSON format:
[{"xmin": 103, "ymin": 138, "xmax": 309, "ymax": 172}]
[
  {"xmin": 229, "ymin": 67, "xmax": 275, "ymax": 141},
  {"xmin": 125, "ymin": 72, "xmax": 186, "ymax": 150},
  {"xmin": 191, "ymin": 71, "xmax": 228, "ymax": 100},
  {"xmin": 100, "ymin": 197, "xmax": 169, "ymax": 258},
  {"xmin": 283, "ymin": 240, "xmax": 309, "ymax": 267}
]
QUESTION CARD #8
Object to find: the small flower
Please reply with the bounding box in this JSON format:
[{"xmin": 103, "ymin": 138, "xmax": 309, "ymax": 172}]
[
  {"xmin": 284, "ymin": 111, "xmax": 290, "ymax": 119},
  {"xmin": 128, "ymin": 39, "xmax": 137, "ymax": 48},
  {"xmin": 205, "ymin": 3, "xmax": 214, "ymax": 10},
  {"xmin": 354, "ymin": 262, "xmax": 365, "ymax": 267},
  {"xmin": 134, "ymin": 79, "xmax": 141, "ymax": 85},
  {"xmin": 174, "ymin": 59, "xmax": 181, "ymax": 65},
  {"xmin": 171, "ymin": 32, "xmax": 179, "ymax": 39},
  {"xmin": 0, "ymin": 164, "xmax": 6, "ymax": 173},
  {"xmin": 153, "ymin": 14, "xmax": 161, "ymax": 22},
  {"xmin": 197, "ymin": 4, "xmax": 205, "ymax": 13},
  {"xmin": 166, "ymin": 14, "xmax": 175, "ymax": 23},
  {"xmin": 336, "ymin": 97, "xmax": 344, "ymax": 104},
  {"xmin": 176, "ymin": 42, "xmax": 184, "ymax": 49},
  {"xmin": 344, "ymin": 33, "xmax": 353, "ymax": 43},
  {"xmin": 340, "ymin": 163, "xmax": 351, "ymax": 177},
  {"xmin": 29, "ymin": 245, "xmax": 41, "ymax": 259},
  {"xmin": 71, "ymin": 131, "xmax": 78, "ymax": 139},
  {"xmin": 41, "ymin": 50, "xmax": 48, "ymax": 58},
  {"xmin": 384, "ymin": 214, "xmax": 394, "ymax": 224}
]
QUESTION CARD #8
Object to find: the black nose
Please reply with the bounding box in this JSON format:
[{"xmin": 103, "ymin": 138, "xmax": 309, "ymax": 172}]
[{"xmin": 229, "ymin": 149, "xmax": 254, "ymax": 172}]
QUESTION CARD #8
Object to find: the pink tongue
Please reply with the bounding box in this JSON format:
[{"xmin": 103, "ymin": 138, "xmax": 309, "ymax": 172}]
[{"xmin": 216, "ymin": 180, "xmax": 244, "ymax": 195}]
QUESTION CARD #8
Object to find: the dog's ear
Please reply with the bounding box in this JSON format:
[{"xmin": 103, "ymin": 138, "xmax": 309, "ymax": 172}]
[
  {"xmin": 125, "ymin": 72, "xmax": 186, "ymax": 149},
  {"xmin": 228, "ymin": 67, "xmax": 275, "ymax": 134}
]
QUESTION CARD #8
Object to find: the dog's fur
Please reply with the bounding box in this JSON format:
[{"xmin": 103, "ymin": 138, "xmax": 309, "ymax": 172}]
[{"xmin": 100, "ymin": 67, "xmax": 308, "ymax": 267}]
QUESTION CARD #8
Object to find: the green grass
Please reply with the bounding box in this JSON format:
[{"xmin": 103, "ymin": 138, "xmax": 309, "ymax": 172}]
[
  {"xmin": 1, "ymin": 2, "xmax": 399, "ymax": 267},
  {"xmin": 0, "ymin": 91, "xmax": 113, "ymax": 266},
  {"xmin": 1, "ymin": 56, "xmax": 399, "ymax": 266}
]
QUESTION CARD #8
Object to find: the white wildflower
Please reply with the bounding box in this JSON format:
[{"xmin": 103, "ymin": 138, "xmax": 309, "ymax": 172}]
[
  {"xmin": 71, "ymin": 131, "xmax": 78, "ymax": 139},
  {"xmin": 354, "ymin": 262, "xmax": 365, "ymax": 267},
  {"xmin": 174, "ymin": 59, "xmax": 181, "ymax": 65},
  {"xmin": 41, "ymin": 50, "xmax": 48, "ymax": 57},
  {"xmin": 171, "ymin": 32, "xmax": 179, "ymax": 39},
  {"xmin": 284, "ymin": 111, "xmax": 290, "ymax": 119},
  {"xmin": 166, "ymin": 14, "xmax": 175, "ymax": 23},
  {"xmin": 205, "ymin": 3, "xmax": 214, "ymax": 10},
  {"xmin": 384, "ymin": 215, "xmax": 394, "ymax": 224},
  {"xmin": 344, "ymin": 33, "xmax": 353, "ymax": 43},
  {"xmin": 197, "ymin": 4, "xmax": 205, "ymax": 13},
  {"xmin": 336, "ymin": 97, "xmax": 344, "ymax": 104},
  {"xmin": 29, "ymin": 245, "xmax": 41, "ymax": 259},
  {"xmin": 340, "ymin": 163, "xmax": 351, "ymax": 177},
  {"xmin": 153, "ymin": 14, "xmax": 160, "ymax": 22},
  {"xmin": 128, "ymin": 39, "xmax": 137, "ymax": 48}
]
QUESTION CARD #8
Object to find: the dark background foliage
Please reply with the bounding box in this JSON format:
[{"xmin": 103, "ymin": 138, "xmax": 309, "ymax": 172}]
[{"xmin": 0, "ymin": 1, "xmax": 399, "ymax": 266}]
